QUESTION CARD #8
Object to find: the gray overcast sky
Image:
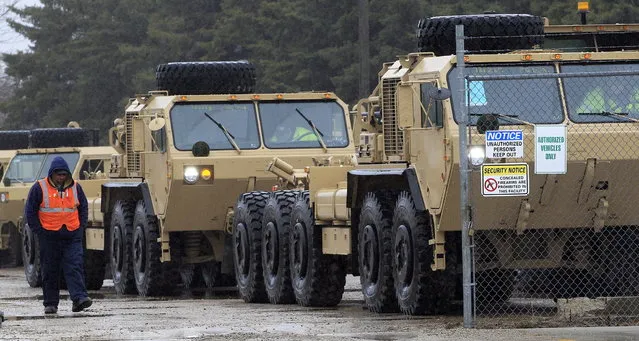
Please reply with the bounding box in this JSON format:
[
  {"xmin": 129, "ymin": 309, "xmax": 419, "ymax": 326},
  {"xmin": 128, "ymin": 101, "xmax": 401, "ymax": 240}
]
[{"xmin": 1, "ymin": 0, "xmax": 40, "ymax": 54}]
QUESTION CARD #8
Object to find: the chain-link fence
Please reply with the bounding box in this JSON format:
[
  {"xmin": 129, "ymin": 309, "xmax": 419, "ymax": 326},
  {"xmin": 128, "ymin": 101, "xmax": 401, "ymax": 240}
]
[{"xmin": 463, "ymin": 61, "xmax": 639, "ymax": 327}]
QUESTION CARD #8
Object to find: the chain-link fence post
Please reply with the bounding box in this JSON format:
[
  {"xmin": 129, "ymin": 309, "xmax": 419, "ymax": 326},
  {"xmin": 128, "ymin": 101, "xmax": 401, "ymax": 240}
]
[{"xmin": 456, "ymin": 24, "xmax": 474, "ymax": 329}]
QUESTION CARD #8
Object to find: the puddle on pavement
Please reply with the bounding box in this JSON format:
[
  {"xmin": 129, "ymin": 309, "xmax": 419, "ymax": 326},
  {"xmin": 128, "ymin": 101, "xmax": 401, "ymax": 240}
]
[{"xmin": 3, "ymin": 312, "xmax": 115, "ymax": 322}]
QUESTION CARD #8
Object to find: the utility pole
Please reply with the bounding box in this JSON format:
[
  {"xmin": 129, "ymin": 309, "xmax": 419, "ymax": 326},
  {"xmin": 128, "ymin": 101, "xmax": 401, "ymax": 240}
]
[{"xmin": 358, "ymin": 0, "xmax": 370, "ymax": 99}]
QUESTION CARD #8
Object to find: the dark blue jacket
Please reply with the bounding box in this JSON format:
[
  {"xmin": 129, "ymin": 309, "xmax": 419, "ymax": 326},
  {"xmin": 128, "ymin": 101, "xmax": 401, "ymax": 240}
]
[{"xmin": 24, "ymin": 156, "xmax": 88, "ymax": 234}]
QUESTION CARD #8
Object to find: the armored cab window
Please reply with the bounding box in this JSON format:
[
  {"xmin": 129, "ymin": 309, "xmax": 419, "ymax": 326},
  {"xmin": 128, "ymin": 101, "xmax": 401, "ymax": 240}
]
[
  {"xmin": 448, "ymin": 64, "xmax": 563, "ymax": 125},
  {"xmin": 562, "ymin": 63, "xmax": 639, "ymax": 123},
  {"xmin": 152, "ymin": 127, "xmax": 166, "ymax": 153},
  {"xmin": 37, "ymin": 152, "xmax": 80, "ymax": 180},
  {"xmin": 420, "ymin": 82, "xmax": 444, "ymax": 128},
  {"xmin": 79, "ymin": 159, "xmax": 106, "ymax": 180},
  {"xmin": 260, "ymin": 100, "xmax": 349, "ymax": 149},
  {"xmin": 170, "ymin": 102, "xmax": 260, "ymax": 151},
  {"xmin": 4, "ymin": 154, "xmax": 46, "ymax": 184}
]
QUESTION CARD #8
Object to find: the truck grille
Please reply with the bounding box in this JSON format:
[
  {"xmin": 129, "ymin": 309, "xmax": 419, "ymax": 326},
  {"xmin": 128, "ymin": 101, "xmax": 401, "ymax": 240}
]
[
  {"xmin": 381, "ymin": 77, "xmax": 403, "ymax": 160},
  {"xmin": 125, "ymin": 112, "xmax": 141, "ymax": 174}
]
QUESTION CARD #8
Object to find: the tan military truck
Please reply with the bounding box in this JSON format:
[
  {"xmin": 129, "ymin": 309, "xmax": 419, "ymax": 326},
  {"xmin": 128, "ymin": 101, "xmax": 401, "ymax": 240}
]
[
  {"xmin": 0, "ymin": 129, "xmax": 27, "ymax": 268},
  {"xmin": 0, "ymin": 126, "xmax": 115, "ymax": 290},
  {"xmin": 99, "ymin": 61, "xmax": 357, "ymax": 297},
  {"xmin": 234, "ymin": 12, "xmax": 639, "ymax": 314}
]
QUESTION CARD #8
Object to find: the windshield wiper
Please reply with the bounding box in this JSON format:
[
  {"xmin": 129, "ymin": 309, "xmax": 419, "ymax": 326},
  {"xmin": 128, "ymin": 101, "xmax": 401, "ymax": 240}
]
[
  {"xmin": 5, "ymin": 177, "xmax": 24, "ymax": 184},
  {"xmin": 578, "ymin": 111, "xmax": 638, "ymax": 122},
  {"xmin": 470, "ymin": 113, "xmax": 535, "ymax": 126},
  {"xmin": 295, "ymin": 108, "xmax": 327, "ymax": 152},
  {"xmin": 203, "ymin": 112, "xmax": 241, "ymax": 153}
]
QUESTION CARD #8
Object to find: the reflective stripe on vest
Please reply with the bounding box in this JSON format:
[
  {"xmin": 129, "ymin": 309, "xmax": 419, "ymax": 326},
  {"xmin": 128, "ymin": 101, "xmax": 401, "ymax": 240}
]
[{"xmin": 37, "ymin": 179, "xmax": 80, "ymax": 231}]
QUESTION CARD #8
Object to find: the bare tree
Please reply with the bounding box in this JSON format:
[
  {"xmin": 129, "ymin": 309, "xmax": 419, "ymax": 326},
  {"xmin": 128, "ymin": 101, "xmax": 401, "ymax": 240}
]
[{"xmin": 0, "ymin": 0, "xmax": 21, "ymax": 47}]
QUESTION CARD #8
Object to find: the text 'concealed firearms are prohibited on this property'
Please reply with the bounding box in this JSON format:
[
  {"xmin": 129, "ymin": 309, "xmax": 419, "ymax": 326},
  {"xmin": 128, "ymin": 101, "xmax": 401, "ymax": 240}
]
[{"xmin": 481, "ymin": 163, "xmax": 529, "ymax": 197}]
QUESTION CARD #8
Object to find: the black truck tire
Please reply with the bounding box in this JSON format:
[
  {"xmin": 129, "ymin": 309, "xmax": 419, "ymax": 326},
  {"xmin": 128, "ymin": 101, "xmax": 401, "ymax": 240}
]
[
  {"xmin": 132, "ymin": 200, "xmax": 179, "ymax": 296},
  {"xmin": 30, "ymin": 128, "xmax": 95, "ymax": 148},
  {"xmin": 0, "ymin": 223, "xmax": 22, "ymax": 268},
  {"xmin": 391, "ymin": 192, "xmax": 454, "ymax": 315},
  {"xmin": 110, "ymin": 200, "xmax": 137, "ymax": 295},
  {"xmin": 261, "ymin": 191, "xmax": 298, "ymax": 304},
  {"xmin": 289, "ymin": 191, "xmax": 346, "ymax": 307},
  {"xmin": 22, "ymin": 224, "xmax": 42, "ymax": 288},
  {"xmin": 233, "ymin": 191, "xmax": 270, "ymax": 303},
  {"xmin": 0, "ymin": 131, "xmax": 30, "ymax": 150},
  {"xmin": 417, "ymin": 14, "xmax": 545, "ymax": 55},
  {"xmin": 358, "ymin": 191, "xmax": 398, "ymax": 313},
  {"xmin": 156, "ymin": 61, "xmax": 256, "ymax": 95}
]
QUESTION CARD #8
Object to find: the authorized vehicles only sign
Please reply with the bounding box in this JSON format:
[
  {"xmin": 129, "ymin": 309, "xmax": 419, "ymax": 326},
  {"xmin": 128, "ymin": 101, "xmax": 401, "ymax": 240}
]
[{"xmin": 481, "ymin": 163, "xmax": 529, "ymax": 197}]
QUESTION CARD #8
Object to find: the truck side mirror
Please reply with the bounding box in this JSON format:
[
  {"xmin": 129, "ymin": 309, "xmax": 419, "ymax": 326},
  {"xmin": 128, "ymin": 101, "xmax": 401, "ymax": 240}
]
[{"xmin": 428, "ymin": 87, "xmax": 451, "ymax": 101}]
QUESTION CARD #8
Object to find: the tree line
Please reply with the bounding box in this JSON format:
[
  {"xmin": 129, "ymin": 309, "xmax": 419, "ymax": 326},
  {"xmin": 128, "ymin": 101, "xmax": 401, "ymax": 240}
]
[{"xmin": 1, "ymin": 0, "xmax": 637, "ymax": 135}]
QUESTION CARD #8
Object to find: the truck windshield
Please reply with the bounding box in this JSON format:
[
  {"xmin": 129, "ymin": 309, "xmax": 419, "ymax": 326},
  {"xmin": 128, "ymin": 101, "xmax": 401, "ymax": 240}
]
[
  {"xmin": 170, "ymin": 102, "xmax": 260, "ymax": 151},
  {"xmin": 562, "ymin": 63, "xmax": 639, "ymax": 123},
  {"xmin": 4, "ymin": 152, "xmax": 79, "ymax": 184},
  {"xmin": 260, "ymin": 101, "xmax": 349, "ymax": 149},
  {"xmin": 448, "ymin": 65, "xmax": 563, "ymax": 125}
]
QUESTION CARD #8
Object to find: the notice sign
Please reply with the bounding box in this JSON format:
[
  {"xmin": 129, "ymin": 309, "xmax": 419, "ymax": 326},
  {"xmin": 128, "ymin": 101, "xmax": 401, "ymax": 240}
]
[
  {"xmin": 535, "ymin": 125, "xmax": 567, "ymax": 174},
  {"xmin": 485, "ymin": 130, "xmax": 523, "ymax": 158},
  {"xmin": 481, "ymin": 163, "xmax": 529, "ymax": 197}
]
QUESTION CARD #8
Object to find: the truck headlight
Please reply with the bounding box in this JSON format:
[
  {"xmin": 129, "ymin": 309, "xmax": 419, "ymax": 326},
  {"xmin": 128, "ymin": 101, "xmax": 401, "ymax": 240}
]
[
  {"xmin": 468, "ymin": 145, "xmax": 486, "ymax": 167},
  {"xmin": 184, "ymin": 166, "xmax": 199, "ymax": 184}
]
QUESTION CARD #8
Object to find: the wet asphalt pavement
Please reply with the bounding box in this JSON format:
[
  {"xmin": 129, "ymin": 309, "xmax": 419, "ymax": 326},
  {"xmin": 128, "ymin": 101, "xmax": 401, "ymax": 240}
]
[{"xmin": 1, "ymin": 267, "xmax": 639, "ymax": 340}]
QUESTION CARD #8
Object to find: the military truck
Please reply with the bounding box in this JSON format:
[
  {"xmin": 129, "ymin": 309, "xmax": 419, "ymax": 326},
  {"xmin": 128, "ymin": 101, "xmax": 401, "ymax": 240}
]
[
  {"xmin": 0, "ymin": 130, "xmax": 27, "ymax": 268},
  {"xmin": 233, "ymin": 11, "xmax": 639, "ymax": 314},
  {"xmin": 0, "ymin": 125, "xmax": 115, "ymax": 290},
  {"xmin": 99, "ymin": 60, "xmax": 357, "ymax": 297}
]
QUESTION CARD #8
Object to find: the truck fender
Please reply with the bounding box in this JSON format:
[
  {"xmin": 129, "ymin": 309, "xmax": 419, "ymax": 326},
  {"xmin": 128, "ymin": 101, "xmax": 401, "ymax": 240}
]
[
  {"xmin": 346, "ymin": 168, "xmax": 425, "ymax": 212},
  {"xmin": 101, "ymin": 182, "xmax": 154, "ymax": 216}
]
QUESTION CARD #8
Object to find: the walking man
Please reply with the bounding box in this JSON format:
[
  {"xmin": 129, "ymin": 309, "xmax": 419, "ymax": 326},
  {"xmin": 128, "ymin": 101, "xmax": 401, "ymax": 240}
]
[{"xmin": 25, "ymin": 156, "xmax": 93, "ymax": 314}]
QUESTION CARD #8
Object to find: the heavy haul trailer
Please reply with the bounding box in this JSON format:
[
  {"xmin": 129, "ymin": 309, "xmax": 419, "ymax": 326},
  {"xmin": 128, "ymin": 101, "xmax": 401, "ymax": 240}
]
[
  {"xmin": 232, "ymin": 12, "xmax": 639, "ymax": 315},
  {"xmin": 0, "ymin": 124, "xmax": 115, "ymax": 289},
  {"xmin": 99, "ymin": 61, "xmax": 358, "ymax": 297}
]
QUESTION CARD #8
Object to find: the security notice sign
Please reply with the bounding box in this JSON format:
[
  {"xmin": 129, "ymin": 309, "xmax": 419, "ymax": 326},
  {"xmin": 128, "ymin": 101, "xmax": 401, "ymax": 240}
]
[
  {"xmin": 485, "ymin": 130, "xmax": 523, "ymax": 158},
  {"xmin": 535, "ymin": 125, "xmax": 567, "ymax": 174},
  {"xmin": 481, "ymin": 163, "xmax": 529, "ymax": 197}
]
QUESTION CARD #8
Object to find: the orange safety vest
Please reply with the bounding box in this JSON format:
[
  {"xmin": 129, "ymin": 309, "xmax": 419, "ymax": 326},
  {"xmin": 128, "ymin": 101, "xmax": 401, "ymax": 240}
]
[{"xmin": 37, "ymin": 178, "xmax": 80, "ymax": 231}]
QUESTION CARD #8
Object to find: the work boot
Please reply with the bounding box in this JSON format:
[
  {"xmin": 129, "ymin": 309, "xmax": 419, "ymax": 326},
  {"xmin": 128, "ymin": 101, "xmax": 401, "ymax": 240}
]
[
  {"xmin": 71, "ymin": 297, "xmax": 92, "ymax": 312},
  {"xmin": 44, "ymin": 306, "xmax": 58, "ymax": 314}
]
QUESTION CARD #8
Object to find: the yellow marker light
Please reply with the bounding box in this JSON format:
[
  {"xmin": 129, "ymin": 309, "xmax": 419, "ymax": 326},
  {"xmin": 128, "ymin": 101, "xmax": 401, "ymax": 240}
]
[
  {"xmin": 324, "ymin": 93, "xmax": 332, "ymax": 99},
  {"xmin": 573, "ymin": 26, "xmax": 583, "ymax": 32},
  {"xmin": 597, "ymin": 26, "xmax": 605, "ymax": 31},
  {"xmin": 577, "ymin": 1, "xmax": 589, "ymax": 12},
  {"xmin": 522, "ymin": 54, "xmax": 533, "ymax": 61},
  {"xmin": 229, "ymin": 95, "xmax": 237, "ymax": 100},
  {"xmin": 553, "ymin": 53, "xmax": 562, "ymax": 60},
  {"xmin": 201, "ymin": 168, "xmax": 212, "ymax": 181},
  {"xmin": 582, "ymin": 53, "xmax": 592, "ymax": 60},
  {"xmin": 253, "ymin": 95, "xmax": 260, "ymax": 100},
  {"xmin": 276, "ymin": 94, "xmax": 284, "ymax": 100},
  {"xmin": 463, "ymin": 56, "xmax": 470, "ymax": 62},
  {"xmin": 180, "ymin": 95, "xmax": 188, "ymax": 101}
]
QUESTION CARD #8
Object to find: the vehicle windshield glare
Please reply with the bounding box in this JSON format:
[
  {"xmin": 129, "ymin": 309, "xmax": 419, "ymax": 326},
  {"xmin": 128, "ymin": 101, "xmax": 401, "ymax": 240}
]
[
  {"xmin": 563, "ymin": 63, "xmax": 639, "ymax": 123},
  {"xmin": 170, "ymin": 102, "xmax": 260, "ymax": 151},
  {"xmin": 260, "ymin": 101, "xmax": 349, "ymax": 149},
  {"xmin": 448, "ymin": 65, "xmax": 563, "ymax": 125},
  {"xmin": 4, "ymin": 152, "xmax": 79, "ymax": 184}
]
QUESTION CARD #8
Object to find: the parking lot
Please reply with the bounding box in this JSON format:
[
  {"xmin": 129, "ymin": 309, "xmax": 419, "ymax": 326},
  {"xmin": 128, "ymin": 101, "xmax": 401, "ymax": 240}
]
[{"xmin": 3, "ymin": 267, "xmax": 639, "ymax": 340}]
